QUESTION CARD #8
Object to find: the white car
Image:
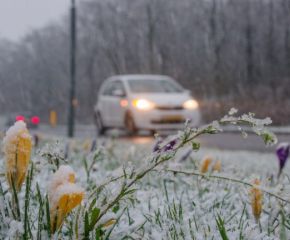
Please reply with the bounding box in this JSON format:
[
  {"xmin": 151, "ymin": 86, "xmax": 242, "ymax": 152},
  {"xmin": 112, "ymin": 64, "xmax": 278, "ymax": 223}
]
[{"xmin": 94, "ymin": 75, "xmax": 201, "ymax": 135}]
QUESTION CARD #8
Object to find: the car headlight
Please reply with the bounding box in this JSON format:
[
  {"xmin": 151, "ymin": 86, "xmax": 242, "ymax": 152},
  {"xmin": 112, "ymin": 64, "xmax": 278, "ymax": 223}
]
[
  {"xmin": 183, "ymin": 99, "xmax": 199, "ymax": 110},
  {"xmin": 132, "ymin": 99, "xmax": 155, "ymax": 110}
]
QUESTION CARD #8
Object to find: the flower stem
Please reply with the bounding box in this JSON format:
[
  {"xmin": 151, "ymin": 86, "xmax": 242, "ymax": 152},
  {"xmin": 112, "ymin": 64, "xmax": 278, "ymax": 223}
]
[{"xmin": 163, "ymin": 169, "xmax": 290, "ymax": 204}]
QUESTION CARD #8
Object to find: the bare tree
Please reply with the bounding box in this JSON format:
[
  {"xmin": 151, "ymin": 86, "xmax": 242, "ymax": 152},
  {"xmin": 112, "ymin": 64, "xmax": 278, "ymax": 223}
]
[{"xmin": 0, "ymin": 0, "xmax": 289, "ymax": 124}]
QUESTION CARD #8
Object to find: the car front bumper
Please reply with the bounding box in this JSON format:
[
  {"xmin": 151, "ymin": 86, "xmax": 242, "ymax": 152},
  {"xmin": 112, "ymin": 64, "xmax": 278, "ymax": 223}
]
[{"xmin": 131, "ymin": 108, "xmax": 201, "ymax": 130}]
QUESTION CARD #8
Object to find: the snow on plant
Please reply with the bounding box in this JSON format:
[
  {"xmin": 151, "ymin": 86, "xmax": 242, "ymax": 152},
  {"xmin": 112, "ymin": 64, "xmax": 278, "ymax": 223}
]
[
  {"xmin": 48, "ymin": 165, "xmax": 84, "ymax": 233},
  {"xmin": 1, "ymin": 109, "xmax": 289, "ymax": 239},
  {"xmin": 38, "ymin": 141, "xmax": 67, "ymax": 170},
  {"xmin": 2, "ymin": 120, "xmax": 31, "ymax": 192}
]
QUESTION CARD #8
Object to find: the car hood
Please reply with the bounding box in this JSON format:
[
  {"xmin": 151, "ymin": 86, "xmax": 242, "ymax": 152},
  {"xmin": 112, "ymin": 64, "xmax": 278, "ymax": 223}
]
[{"xmin": 129, "ymin": 93, "xmax": 192, "ymax": 107}]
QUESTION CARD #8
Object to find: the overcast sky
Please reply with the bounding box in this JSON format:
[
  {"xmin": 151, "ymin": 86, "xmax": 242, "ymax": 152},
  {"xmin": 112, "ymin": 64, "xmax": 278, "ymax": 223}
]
[{"xmin": 0, "ymin": 0, "xmax": 71, "ymax": 41}]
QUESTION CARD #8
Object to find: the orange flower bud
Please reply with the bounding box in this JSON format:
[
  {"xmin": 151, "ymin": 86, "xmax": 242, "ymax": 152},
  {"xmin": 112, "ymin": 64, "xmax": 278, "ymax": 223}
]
[
  {"xmin": 83, "ymin": 140, "xmax": 90, "ymax": 150},
  {"xmin": 71, "ymin": 140, "xmax": 76, "ymax": 149},
  {"xmin": 213, "ymin": 160, "xmax": 221, "ymax": 172},
  {"xmin": 250, "ymin": 179, "xmax": 263, "ymax": 223},
  {"xmin": 200, "ymin": 157, "xmax": 212, "ymax": 173},
  {"xmin": 102, "ymin": 219, "xmax": 116, "ymax": 228}
]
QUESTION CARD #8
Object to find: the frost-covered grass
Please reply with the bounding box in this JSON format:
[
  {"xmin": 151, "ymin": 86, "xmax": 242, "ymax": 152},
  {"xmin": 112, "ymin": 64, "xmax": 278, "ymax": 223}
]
[{"xmin": 1, "ymin": 110, "xmax": 290, "ymax": 239}]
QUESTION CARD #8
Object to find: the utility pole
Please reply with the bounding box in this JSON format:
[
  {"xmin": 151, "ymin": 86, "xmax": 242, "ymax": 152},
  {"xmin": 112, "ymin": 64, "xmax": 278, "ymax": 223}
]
[{"xmin": 68, "ymin": 0, "xmax": 76, "ymax": 137}]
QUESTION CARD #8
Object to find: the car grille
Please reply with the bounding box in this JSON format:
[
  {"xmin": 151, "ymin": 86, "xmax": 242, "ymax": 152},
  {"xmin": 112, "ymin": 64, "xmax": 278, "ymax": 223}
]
[
  {"xmin": 155, "ymin": 106, "xmax": 183, "ymax": 110},
  {"xmin": 151, "ymin": 119, "xmax": 184, "ymax": 124}
]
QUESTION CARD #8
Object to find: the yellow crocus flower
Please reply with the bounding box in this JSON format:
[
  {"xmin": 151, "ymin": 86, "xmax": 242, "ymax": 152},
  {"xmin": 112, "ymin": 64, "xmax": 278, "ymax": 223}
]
[
  {"xmin": 250, "ymin": 179, "xmax": 262, "ymax": 223},
  {"xmin": 102, "ymin": 219, "xmax": 116, "ymax": 228},
  {"xmin": 3, "ymin": 121, "xmax": 31, "ymax": 191},
  {"xmin": 50, "ymin": 185, "xmax": 84, "ymax": 233},
  {"xmin": 71, "ymin": 140, "xmax": 76, "ymax": 149},
  {"xmin": 83, "ymin": 140, "xmax": 90, "ymax": 150},
  {"xmin": 48, "ymin": 166, "xmax": 84, "ymax": 233},
  {"xmin": 200, "ymin": 157, "xmax": 212, "ymax": 173},
  {"xmin": 213, "ymin": 160, "xmax": 221, "ymax": 172}
]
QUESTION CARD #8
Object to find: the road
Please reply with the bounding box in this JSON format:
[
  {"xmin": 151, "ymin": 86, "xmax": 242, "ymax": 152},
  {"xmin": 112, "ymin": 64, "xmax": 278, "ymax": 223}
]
[{"xmin": 27, "ymin": 125, "xmax": 290, "ymax": 153}]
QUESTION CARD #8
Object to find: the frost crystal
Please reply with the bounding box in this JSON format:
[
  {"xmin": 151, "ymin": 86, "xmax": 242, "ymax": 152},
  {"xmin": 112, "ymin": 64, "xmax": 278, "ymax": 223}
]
[
  {"xmin": 242, "ymin": 131, "xmax": 248, "ymax": 138},
  {"xmin": 229, "ymin": 108, "xmax": 238, "ymax": 115},
  {"xmin": 212, "ymin": 120, "xmax": 222, "ymax": 132},
  {"xmin": 8, "ymin": 220, "xmax": 24, "ymax": 237}
]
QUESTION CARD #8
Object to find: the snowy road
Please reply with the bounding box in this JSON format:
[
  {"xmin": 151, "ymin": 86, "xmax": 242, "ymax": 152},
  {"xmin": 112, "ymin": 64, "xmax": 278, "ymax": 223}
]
[{"xmin": 27, "ymin": 124, "xmax": 290, "ymax": 153}]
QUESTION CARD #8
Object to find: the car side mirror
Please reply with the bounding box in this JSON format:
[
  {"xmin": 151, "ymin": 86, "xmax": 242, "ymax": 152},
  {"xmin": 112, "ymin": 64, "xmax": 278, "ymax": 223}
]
[{"xmin": 112, "ymin": 89, "xmax": 125, "ymax": 97}]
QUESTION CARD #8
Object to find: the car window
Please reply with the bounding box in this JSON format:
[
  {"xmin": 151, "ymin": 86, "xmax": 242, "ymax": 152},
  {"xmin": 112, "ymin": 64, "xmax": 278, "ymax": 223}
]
[
  {"xmin": 112, "ymin": 81, "xmax": 125, "ymax": 93},
  {"xmin": 102, "ymin": 82, "xmax": 114, "ymax": 95},
  {"xmin": 128, "ymin": 79, "xmax": 184, "ymax": 93},
  {"xmin": 101, "ymin": 80, "xmax": 125, "ymax": 96}
]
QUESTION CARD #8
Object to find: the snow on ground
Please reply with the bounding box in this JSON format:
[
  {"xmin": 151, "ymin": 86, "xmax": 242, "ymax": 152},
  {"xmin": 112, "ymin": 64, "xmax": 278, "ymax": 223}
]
[{"xmin": 0, "ymin": 132, "xmax": 289, "ymax": 239}]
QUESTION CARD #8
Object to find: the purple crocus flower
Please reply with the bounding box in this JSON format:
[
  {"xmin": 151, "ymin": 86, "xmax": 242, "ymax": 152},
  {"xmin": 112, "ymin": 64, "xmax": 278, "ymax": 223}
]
[
  {"xmin": 90, "ymin": 139, "xmax": 97, "ymax": 152},
  {"xmin": 276, "ymin": 142, "xmax": 290, "ymax": 178},
  {"xmin": 164, "ymin": 140, "xmax": 176, "ymax": 151},
  {"xmin": 180, "ymin": 149, "xmax": 192, "ymax": 162},
  {"xmin": 153, "ymin": 138, "xmax": 163, "ymax": 152},
  {"xmin": 64, "ymin": 141, "xmax": 70, "ymax": 159},
  {"xmin": 101, "ymin": 140, "xmax": 106, "ymax": 147},
  {"xmin": 34, "ymin": 134, "xmax": 39, "ymax": 148}
]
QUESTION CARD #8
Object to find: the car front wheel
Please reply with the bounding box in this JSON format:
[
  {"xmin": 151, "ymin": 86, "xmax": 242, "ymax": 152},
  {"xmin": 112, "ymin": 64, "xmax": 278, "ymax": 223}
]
[
  {"xmin": 125, "ymin": 113, "xmax": 138, "ymax": 136},
  {"xmin": 94, "ymin": 112, "xmax": 106, "ymax": 135}
]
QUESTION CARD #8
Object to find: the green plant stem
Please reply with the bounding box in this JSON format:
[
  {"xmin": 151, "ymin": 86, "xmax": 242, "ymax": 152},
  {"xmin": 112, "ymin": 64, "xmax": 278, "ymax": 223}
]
[
  {"xmin": 10, "ymin": 176, "xmax": 20, "ymax": 220},
  {"xmin": 94, "ymin": 154, "xmax": 168, "ymax": 224},
  {"xmin": 156, "ymin": 118, "xmax": 272, "ymax": 154},
  {"xmin": 162, "ymin": 169, "xmax": 290, "ymax": 204},
  {"xmin": 89, "ymin": 115, "xmax": 276, "ymax": 227},
  {"xmin": 88, "ymin": 175, "xmax": 125, "ymax": 199}
]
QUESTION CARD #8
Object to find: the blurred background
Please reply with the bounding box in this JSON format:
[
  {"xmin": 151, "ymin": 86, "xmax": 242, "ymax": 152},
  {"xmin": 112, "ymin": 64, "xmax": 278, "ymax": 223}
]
[{"xmin": 0, "ymin": 0, "xmax": 289, "ymax": 126}]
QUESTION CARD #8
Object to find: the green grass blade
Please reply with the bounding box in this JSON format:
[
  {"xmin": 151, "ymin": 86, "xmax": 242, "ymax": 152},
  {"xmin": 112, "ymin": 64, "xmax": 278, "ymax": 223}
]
[
  {"xmin": 84, "ymin": 211, "xmax": 89, "ymax": 240},
  {"xmin": 36, "ymin": 183, "xmax": 43, "ymax": 240},
  {"xmin": 45, "ymin": 195, "xmax": 51, "ymax": 238},
  {"xmin": 23, "ymin": 170, "xmax": 31, "ymax": 239},
  {"xmin": 215, "ymin": 214, "xmax": 229, "ymax": 240},
  {"xmin": 10, "ymin": 175, "xmax": 20, "ymax": 220}
]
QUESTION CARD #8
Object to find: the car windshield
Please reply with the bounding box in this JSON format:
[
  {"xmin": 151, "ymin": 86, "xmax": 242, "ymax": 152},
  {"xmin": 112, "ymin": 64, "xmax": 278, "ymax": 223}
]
[{"xmin": 128, "ymin": 79, "xmax": 184, "ymax": 93}]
